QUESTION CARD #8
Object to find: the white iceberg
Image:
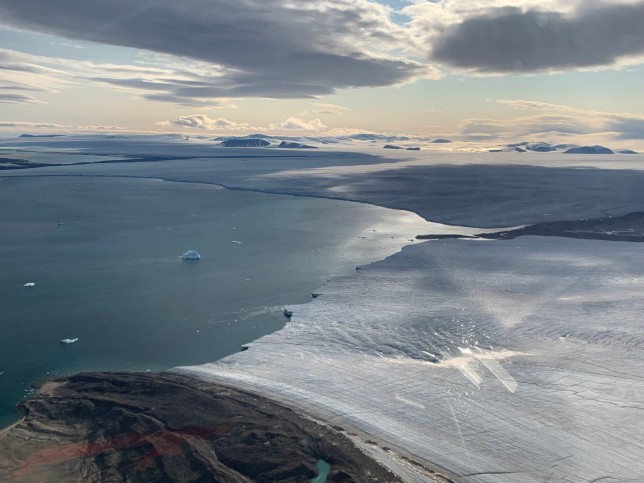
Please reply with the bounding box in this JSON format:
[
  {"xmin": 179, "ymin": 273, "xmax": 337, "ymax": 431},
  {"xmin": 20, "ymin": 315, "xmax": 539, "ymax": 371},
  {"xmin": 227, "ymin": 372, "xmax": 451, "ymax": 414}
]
[
  {"xmin": 60, "ymin": 338, "xmax": 78, "ymax": 344},
  {"xmin": 181, "ymin": 249, "xmax": 201, "ymax": 260},
  {"xmin": 23, "ymin": 282, "xmax": 36, "ymax": 287}
]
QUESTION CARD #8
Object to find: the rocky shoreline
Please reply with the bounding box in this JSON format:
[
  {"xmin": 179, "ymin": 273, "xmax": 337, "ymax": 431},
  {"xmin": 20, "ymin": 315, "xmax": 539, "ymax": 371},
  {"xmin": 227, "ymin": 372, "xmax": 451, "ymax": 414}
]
[
  {"xmin": 0, "ymin": 372, "xmax": 402, "ymax": 482},
  {"xmin": 417, "ymin": 211, "xmax": 644, "ymax": 242}
]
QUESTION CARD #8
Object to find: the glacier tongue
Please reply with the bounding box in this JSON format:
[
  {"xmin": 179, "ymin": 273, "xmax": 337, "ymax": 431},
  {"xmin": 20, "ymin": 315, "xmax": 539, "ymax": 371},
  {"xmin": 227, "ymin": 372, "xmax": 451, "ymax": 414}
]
[{"xmin": 179, "ymin": 236, "xmax": 644, "ymax": 482}]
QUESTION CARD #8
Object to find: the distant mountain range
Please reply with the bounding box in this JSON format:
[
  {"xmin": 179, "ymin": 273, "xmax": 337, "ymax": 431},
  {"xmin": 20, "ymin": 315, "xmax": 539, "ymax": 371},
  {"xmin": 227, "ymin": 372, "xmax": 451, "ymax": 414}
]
[
  {"xmin": 14, "ymin": 132, "xmax": 638, "ymax": 155},
  {"xmin": 491, "ymin": 141, "xmax": 637, "ymax": 155}
]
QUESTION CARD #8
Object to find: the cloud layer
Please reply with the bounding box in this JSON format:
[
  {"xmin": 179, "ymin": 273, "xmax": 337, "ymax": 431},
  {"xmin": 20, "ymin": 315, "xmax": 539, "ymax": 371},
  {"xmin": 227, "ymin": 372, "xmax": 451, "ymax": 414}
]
[
  {"xmin": 0, "ymin": 0, "xmax": 430, "ymax": 100},
  {"xmin": 432, "ymin": 2, "xmax": 644, "ymax": 73},
  {"xmin": 460, "ymin": 99, "xmax": 644, "ymax": 142},
  {"xmin": 157, "ymin": 114, "xmax": 328, "ymax": 133}
]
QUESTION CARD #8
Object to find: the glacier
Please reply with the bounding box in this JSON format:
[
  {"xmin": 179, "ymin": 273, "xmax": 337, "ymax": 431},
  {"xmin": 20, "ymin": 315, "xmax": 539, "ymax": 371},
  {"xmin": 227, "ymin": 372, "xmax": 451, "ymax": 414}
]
[{"xmin": 179, "ymin": 236, "xmax": 644, "ymax": 482}]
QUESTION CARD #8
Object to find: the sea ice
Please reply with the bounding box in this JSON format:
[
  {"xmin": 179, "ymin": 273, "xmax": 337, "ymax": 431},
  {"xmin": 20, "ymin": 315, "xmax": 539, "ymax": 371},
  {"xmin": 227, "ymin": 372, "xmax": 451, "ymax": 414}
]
[
  {"xmin": 59, "ymin": 338, "xmax": 78, "ymax": 344},
  {"xmin": 23, "ymin": 282, "xmax": 35, "ymax": 287}
]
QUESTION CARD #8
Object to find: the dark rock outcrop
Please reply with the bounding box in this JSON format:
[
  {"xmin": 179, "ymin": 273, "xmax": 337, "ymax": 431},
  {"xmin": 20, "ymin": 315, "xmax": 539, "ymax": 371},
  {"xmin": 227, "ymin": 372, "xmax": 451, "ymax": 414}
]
[
  {"xmin": 0, "ymin": 372, "xmax": 401, "ymax": 483},
  {"xmin": 278, "ymin": 141, "xmax": 317, "ymax": 149},
  {"xmin": 417, "ymin": 211, "xmax": 644, "ymax": 243},
  {"xmin": 220, "ymin": 139, "xmax": 270, "ymax": 147},
  {"xmin": 18, "ymin": 134, "xmax": 65, "ymax": 138},
  {"xmin": 525, "ymin": 142, "xmax": 556, "ymax": 152},
  {"xmin": 564, "ymin": 145, "xmax": 614, "ymax": 154}
]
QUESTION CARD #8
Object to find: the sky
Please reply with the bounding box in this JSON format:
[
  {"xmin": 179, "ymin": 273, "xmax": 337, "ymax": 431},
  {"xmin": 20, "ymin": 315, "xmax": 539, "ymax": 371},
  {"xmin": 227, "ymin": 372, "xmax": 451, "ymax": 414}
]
[{"xmin": 1, "ymin": 0, "xmax": 644, "ymax": 147}]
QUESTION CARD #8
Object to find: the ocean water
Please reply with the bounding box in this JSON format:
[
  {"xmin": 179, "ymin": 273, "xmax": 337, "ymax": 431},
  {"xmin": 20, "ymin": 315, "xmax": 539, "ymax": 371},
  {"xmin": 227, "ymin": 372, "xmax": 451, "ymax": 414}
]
[{"xmin": 0, "ymin": 175, "xmax": 436, "ymax": 427}]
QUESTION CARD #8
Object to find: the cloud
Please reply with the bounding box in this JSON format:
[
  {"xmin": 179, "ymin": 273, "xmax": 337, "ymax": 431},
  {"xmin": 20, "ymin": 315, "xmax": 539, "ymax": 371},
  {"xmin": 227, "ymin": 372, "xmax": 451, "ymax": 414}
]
[
  {"xmin": 156, "ymin": 115, "xmax": 252, "ymax": 131},
  {"xmin": 0, "ymin": 92, "xmax": 45, "ymax": 104},
  {"xmin": 459, "ymin": 98, "xmax": 644, "ymax": 142},
  {"xmin": 0, "ymin": 121, "xmax": 124, "ymax": 131},
  {"xmin": 605, "ymin": 118, "xmax": 644, "ymax": 139},
  {"xmin": 157, "ymin": 114, "xmax": 330, "ymax": 133},
  {"xmin": 0, "ymin": 121, "xmax": 65, "ymax": 128},
  {"xmin": 431, "ymin": 2, "xmax": 644, "ymax": 73},
  {"xmin": 0, "ymin": 0, "xmax": 434, "ymax": 99},
  {"xmin": 0, "ymin": 48, "xmax": 239, "ymax": 107},
  {"xmin": 0, "ymin": 49, "xmax": 71, "ymax": 103},
  {"xmin": 278, "ymin": 117, "xmax": 328, "ymax": 131},
  {"xmin": 312, "ymin": 103, "xmax": 350, "ymax": 115}
]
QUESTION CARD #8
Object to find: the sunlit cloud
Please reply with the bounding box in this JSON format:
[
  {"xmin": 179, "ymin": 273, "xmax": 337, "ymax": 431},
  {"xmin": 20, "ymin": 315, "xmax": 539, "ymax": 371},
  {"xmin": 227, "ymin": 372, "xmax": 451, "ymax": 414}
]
[
  {"xmin": 157, "ymin": 114, "xmax": 329, "ymax": 133},
  {"xmin": 312, "ymin": 103, "xmax": 350, "ymax": 115},
  {"xmin": 156, "ymin": 115, "xmax": 254, "ymax": 131},
  {"xmin": 277, "ymin": 117, "xmax": 328, "ymax": 131}
]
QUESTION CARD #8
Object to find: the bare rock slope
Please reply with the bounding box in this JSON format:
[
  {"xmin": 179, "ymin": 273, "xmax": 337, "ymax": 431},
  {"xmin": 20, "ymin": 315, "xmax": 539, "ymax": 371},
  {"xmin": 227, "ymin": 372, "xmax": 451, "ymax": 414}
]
[{"xmin": 0, "ymin": 372, "xmax": 400, "ymax": 483}]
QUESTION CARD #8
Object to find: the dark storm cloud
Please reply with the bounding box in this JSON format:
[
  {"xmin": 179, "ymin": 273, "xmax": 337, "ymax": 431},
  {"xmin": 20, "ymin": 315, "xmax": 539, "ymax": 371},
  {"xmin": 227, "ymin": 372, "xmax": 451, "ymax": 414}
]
[
  {"xmin": 432, "ymin": 2, "xmax": 644, "ymax": 72},
  {"xmin": 0, "ymin": 0, "xmax": 423, "ymax": 99}
]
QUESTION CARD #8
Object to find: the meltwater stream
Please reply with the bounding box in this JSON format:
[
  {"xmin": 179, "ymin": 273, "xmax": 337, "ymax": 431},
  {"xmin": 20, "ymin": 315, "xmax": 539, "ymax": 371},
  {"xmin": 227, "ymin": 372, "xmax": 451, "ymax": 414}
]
[{"xmin": 0, "ymin": 175, "xmax": 483, "ymax": 427}]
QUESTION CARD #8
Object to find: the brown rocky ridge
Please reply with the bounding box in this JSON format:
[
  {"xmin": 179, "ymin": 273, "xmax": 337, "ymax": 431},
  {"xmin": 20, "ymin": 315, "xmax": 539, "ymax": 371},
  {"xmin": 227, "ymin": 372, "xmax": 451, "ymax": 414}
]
[{"xmin": 0, "ymin": 372, "xmax": 402, "ymax": 483}]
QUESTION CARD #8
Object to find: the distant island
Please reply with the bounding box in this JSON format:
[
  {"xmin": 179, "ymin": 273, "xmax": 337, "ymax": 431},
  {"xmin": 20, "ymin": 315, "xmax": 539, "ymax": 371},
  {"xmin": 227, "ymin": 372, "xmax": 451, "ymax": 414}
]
[
  {"xmin": 564, "ymin": 145, "xmax": 614, "ymax": 154},
  {"xmin": 278, "ymin": 141, "xmax": 317, "ymax": 149},
  {"xmin": 18, "ymin": 134, "xmax": 65, "ymax": 138},
  {"xmin": 488, "ymin": 141, "xmax": 637, "ymax": 155},
  {"xmin": 220, "ymin": 139, "xmax": 270, "ymax": 147},
  {"xmin": 384, "ymin": 145, "xmax": 421, "ymax": 150}
]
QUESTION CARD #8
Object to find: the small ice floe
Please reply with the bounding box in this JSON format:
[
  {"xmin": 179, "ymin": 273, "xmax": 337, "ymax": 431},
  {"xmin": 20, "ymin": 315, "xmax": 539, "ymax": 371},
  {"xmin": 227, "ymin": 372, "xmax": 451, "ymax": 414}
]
[
  {"xmin": 230, "ymin": 240, "xmax": 242, "ymax": 244},
  {"xmin": 60, "ymin": 338, "xmax": 78, "ymax": 344},
  {"xmin": 181, "ymin": 249, "xmax": 201, "ymax": 260},
  {"xmin": 23, "ymin": 282, "xmax": 36, "ymax": 287}
]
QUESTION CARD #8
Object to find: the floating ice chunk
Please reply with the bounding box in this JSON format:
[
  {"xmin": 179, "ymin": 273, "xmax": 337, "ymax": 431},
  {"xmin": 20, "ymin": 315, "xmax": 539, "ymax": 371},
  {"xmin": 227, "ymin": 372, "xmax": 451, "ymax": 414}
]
[
  {"xmin": 23, "ymin": 282, "xmax": 36, "ymax": 287},
  {"xmin": 181, "ymin": 249, "xmax": 201, "ymax": 260},
  {"xmin": 60, "ymin": 338, "xmax": 78, "ymax": 344},
  {"xmin": 230, "ymin": 240, "xmax": 242, "ymax": 244}
]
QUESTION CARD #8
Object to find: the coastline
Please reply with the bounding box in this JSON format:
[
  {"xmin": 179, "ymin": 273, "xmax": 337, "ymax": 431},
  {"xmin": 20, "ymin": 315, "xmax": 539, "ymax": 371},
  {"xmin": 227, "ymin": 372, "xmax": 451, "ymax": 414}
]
[
  {"xmin": 170, "ymin": 369, "xmax": 459, "ymax": 483},
  {"xmin": 1, "ymin": 148, "xmax": 644, "ymax": 481}
]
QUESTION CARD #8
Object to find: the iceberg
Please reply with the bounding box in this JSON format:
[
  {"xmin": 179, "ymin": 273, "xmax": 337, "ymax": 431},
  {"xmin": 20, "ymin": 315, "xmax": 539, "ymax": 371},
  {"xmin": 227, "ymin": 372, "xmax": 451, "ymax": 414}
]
[
  {"xmin": 60, "ymin": 338, "xmax": 78, "ymax": 344},
  {"xmin": 23, "ymin": 282, "xmax": 36, "ymax": 287},
  {"xmin": 181, "ymin": 249, "xmax": 201, "ymax": 260}
]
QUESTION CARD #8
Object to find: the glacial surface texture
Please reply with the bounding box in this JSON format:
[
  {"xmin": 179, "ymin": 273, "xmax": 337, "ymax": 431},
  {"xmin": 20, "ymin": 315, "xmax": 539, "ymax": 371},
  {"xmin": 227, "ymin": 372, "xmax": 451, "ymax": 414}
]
[{"xmin": 180, "ymin": 236, "xmax": 644, "ymax": 482}]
